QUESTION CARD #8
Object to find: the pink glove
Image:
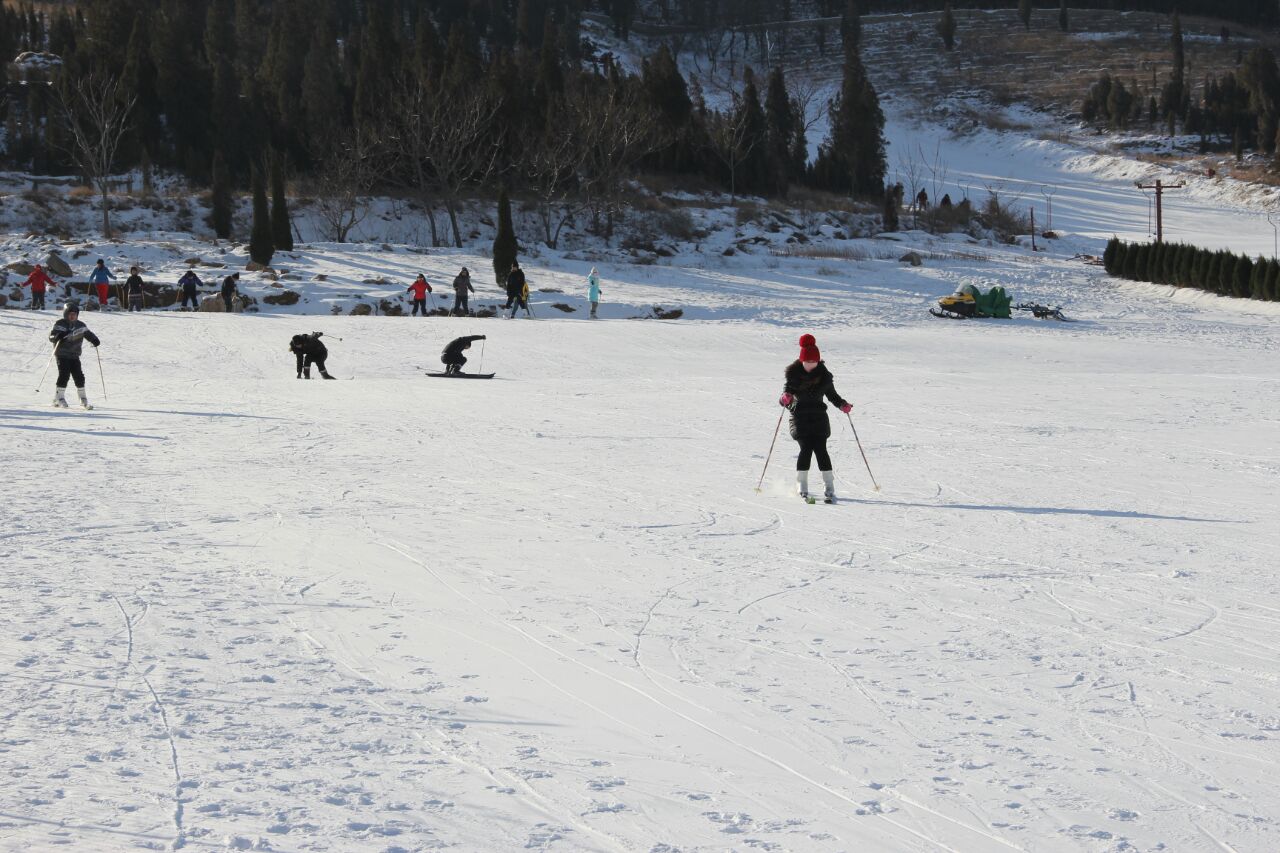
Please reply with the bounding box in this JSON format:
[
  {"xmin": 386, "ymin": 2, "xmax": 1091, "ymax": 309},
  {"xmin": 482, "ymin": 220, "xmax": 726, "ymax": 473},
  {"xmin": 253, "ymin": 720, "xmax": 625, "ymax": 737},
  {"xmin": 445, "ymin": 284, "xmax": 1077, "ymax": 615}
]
[
  {"xmin": 779, "ymin": 393, "xmax": 793, "ymax": 407},
  {"xmin": 839, "ymin": 403, "xmax": 852, "ymax": 414}
]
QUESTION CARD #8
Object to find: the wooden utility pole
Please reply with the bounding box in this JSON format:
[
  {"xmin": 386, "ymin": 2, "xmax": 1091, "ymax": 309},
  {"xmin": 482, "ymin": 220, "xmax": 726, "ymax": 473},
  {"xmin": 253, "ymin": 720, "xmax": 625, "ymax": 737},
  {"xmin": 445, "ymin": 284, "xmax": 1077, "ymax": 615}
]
[{"xmin": 1135, "ymin": 178, "xmax": 1186, "ymax": 242}]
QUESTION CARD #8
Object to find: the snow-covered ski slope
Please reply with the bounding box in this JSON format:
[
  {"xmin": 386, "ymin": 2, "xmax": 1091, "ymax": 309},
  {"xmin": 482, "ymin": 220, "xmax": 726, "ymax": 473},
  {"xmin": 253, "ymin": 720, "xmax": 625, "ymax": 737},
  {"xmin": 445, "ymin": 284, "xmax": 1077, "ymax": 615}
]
[{"xmin": 2, "ymin": 247, "xmax": 1278, "ymax": 851}]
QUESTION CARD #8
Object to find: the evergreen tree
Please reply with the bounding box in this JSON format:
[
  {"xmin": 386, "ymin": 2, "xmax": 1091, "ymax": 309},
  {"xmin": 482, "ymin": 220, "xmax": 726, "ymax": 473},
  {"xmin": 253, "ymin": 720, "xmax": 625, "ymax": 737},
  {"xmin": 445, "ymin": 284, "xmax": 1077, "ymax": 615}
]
[
  {"xmin": 764, "ymin": 67, "xmax": 798, "ymax": 196},
  {"xmin": 1135, "ymin": 244, "xmax": 1151, "ymax": 281},
  {"xmin": 1123, "ymin": 242, "xmax": 1140, "ymax": 279},
  {"xmin": 1219, "ymin": 251, "xmax": 1236, "ymax": 294},
  {"xmin": 840, "ymin": 0, "xmax": 861, "ymax": 51},
  {"xmin": 492, "ymin": 186, "xmax": 517, "ymax": 287},
  {"xmin": 270, "ymin": 155, "xmax": 293, "ymax": 252},
  {"xmin": 938, "ymin": 3, "xmax": 957, "ymax": 52},
  {"xmin": 1250, "ymin": 255, "xmax": 1267, "ymax": 298},
  {"xmin": 736, "ymin": 68, "xmax": 770, "ymax": 196},
  {"xmin": 1058, "ymin": 0, "xmax": 1069, "ymax": 32},
  {"xmin": 812, "ymin": 49, "xmax": 885, "ymax": 197},
  {"xmin": 1111, "ymin": 240, "xmax": 1128, "ymax": 277},
  {"xmin": 1103, "ymin": 237, "xmax": 1120, "ymax": 274},
  {"xmin": 1266, "ymin": 258, "xmax": 1280, "ymax": 300},
  {"xmin": 1193, "ymin": 247, "xmax": 1210, "ymax": 289},
  {"xmin": 302, "ymin": 13, "xmax": 345, "ymax": 155},
  {"xmin": 249, "ymin": 165, "xmax": 274, "ymax": 267},
  {"xmin": 1019, "ymin": 0, "xmax": 1031, "ymax": 30},
  {"xmin": 210, "ymin": 149, "xmax": 233, "ymax": 239},
  {"xmin": 1233, "ymin": 254, "xmax": 1252, "ymax": 297}
]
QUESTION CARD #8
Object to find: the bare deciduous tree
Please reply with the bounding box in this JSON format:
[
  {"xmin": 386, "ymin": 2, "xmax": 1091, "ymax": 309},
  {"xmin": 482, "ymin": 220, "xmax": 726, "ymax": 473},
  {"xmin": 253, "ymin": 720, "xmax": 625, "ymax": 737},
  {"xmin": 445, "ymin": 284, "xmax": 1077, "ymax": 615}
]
[
  {"xmin": 523, "ymin": 98, "xmax": 584, "ymax": 249},
  {"xmin": 570, "ymin": 83, "xmax": 662, "ymax": 241},
  {"xmin": 55, "ymin": 70, "xmax": 136, "ymax": 237},
  {"xmin": 311, "ymin": 130, "xmax": 379, "ymax": 243},
  {"xmin": 705, "ymin": 96, "xmax": 760, "ymax": 202},
  {"xmin": 412, "ymin": 86, "xmax": 502, "ymax": 248}
]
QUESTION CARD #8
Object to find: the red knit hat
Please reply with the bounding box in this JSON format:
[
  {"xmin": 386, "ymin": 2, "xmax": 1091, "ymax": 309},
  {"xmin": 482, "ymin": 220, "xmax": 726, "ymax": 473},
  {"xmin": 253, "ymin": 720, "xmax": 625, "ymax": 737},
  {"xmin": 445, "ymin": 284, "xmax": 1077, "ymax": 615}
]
[{"xmin": 798, "ymin": 334, "xmax": 820, "ymax": 362}]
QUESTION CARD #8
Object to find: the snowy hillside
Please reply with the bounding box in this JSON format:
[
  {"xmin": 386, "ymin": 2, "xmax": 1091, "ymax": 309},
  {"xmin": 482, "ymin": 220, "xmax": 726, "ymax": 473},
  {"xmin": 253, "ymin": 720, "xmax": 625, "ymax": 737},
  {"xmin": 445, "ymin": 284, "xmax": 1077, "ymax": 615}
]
[
  {"xmin": 3, "ymin": 234, "xmax": 1279, "ymax": 850},
  {"xmin": 4, "ymin": 10, "xmax": 1280, "ymax": 852}
]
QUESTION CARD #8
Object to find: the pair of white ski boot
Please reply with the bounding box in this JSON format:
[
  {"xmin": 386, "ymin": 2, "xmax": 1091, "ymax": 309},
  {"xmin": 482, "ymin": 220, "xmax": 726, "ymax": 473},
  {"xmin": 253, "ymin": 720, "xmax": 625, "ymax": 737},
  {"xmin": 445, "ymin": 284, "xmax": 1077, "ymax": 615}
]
[
  {"xmin": 797, "ymin": 471, "xmax": 835, "ymax": 504},
  {"xmin": 52, "ymin": 388, "xmax": 93, "ymax": 410}
]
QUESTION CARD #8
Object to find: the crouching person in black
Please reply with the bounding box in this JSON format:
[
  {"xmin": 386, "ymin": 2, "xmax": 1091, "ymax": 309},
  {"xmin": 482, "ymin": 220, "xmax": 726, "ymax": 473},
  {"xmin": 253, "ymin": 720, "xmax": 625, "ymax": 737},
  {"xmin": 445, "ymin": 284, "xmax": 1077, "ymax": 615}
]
[
  {"xmin": 290, "ymin": 332, "xmax": 335, "ymax": 379},
  {"xmin": 50, "ymin": 302, "xmax": 101, "ymax": 409},
  {"xmin": 441, "ymin": 334, "xmax": 485, "ymax": 375}
]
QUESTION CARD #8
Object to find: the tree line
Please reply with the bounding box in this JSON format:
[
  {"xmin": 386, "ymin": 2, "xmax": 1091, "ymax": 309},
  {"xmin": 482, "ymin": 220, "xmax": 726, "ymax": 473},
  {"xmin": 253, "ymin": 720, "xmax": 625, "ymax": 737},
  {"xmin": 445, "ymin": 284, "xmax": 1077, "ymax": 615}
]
[
  {"xmin": 1103, "ymin": 237, "xmax": 1280, "ymax": 302},
  {"xmin": 2, "ymin": 0, "xmax": 887, "ymax": 247}
]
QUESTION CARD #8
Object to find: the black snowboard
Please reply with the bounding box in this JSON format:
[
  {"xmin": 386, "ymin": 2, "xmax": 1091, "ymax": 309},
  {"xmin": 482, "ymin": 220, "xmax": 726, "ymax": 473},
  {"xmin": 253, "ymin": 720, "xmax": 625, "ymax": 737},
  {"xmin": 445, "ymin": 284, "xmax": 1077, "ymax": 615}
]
[{"xmin": 426, "ymin": 372, "xmax": 495, "ymax": 379}]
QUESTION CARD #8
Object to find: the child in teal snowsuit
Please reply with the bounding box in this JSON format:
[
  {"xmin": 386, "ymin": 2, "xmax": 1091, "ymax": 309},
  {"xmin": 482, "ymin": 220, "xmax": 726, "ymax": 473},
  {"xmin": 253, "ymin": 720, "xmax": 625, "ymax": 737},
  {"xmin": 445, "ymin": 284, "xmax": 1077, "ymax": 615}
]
[{"xmin": 587, "ymin": 268, "xmax": 601, "ymax": 319}]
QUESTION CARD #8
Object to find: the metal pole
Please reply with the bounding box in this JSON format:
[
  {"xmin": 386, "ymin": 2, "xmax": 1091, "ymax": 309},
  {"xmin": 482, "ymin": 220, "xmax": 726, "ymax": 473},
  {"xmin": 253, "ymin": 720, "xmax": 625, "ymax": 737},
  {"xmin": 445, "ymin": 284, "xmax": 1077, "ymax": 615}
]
[
  {"xmin": 846, "ymin": 412, "xmax": 880, "ymax": 492},
  {"xmin": 478, "ymin": 338, "xmax": 485, "ymax": 374},
  {"xmin": 1155, "ymin": 180, "xmax": 1164, "ymax": 243},
  {"xmin": 36, "ymin": 339, "xmax": 61, "ymax": 393},
  {"xmin": 95, "ymin": 346, "xmax": 107, "ymax": 401},
  {"xmin": 1030, "ymin": 207, "xmax": 1037, "ymax": 252},
  {"xmin": 755, "ymin": 410, "xmax": 786, "ymax": 493}
]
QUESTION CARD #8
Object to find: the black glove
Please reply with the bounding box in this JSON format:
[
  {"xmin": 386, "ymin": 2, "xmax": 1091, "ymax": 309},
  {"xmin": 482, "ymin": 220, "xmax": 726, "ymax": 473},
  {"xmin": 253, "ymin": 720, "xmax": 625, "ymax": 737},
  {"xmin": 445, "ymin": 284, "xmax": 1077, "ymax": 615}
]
[{"xmin": 480, "ymin": 335, "xmax": 487, "ymax": 340}]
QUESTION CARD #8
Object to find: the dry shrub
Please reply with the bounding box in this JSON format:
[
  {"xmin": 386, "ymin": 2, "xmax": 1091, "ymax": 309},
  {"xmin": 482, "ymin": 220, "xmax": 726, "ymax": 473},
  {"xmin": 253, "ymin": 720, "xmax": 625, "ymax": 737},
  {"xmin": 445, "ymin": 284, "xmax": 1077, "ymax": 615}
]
[
  {"xmin": 349, "ymin": 302, "xmax": 372, "ymax": 316},
  {"xmin": 980, "ymin": 193, "xmax": 1031, "ymax": 242},
  {"xmin": 551, "ymin": 302, "xmax": 576, "ymax": 312},
  {"xmin": 771, "ymin": 244, "xmax": 894, "ymax": 261},
  {"xmin": 379, "ymin": 299, "xmax": 404, "ymax": 316},
  {"xmin": 263, "ymin": 290, "xmax": 301, "ymax": 305}
]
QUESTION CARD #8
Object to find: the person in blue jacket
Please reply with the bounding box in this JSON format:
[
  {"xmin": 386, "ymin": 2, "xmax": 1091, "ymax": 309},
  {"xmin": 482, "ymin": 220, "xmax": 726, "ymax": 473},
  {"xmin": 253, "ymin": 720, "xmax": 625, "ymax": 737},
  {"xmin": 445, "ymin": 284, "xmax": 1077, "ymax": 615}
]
[{"xmin": 88, "ymin": 259, "xmax": 116, "ymax": 307}]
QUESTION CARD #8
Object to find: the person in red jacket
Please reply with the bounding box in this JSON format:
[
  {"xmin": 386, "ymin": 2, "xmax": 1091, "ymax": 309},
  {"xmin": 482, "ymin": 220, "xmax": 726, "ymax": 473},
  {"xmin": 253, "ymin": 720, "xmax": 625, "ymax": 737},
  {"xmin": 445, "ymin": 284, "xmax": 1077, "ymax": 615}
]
[
  {"xmin": 406, "ymin": 274, "xmax": 433, "ymax": 316},
  {"xmin": 22, "ymin": 264, "xmax": 56, "ymax": 310}
]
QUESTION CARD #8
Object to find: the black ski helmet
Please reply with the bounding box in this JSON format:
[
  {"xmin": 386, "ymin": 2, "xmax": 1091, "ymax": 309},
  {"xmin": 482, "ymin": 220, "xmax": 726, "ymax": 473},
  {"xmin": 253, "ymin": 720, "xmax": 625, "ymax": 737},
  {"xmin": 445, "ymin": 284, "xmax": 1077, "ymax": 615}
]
[{"xmin": 62, "ymin": 300, "xmax": 80, "ymax": 317}]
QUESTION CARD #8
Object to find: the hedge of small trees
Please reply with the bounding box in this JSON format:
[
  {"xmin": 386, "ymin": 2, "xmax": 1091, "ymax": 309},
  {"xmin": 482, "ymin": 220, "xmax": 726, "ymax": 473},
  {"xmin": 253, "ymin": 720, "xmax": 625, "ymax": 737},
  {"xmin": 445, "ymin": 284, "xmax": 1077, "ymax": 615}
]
[{"xmin": 1103, "ymin": 237, "xmax": 1280, "ymax": 301}]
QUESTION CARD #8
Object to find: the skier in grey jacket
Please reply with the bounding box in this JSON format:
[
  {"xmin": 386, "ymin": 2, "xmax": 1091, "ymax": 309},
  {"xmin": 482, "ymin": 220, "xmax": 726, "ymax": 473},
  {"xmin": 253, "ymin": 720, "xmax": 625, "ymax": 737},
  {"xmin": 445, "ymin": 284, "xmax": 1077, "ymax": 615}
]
[{"xmin": 49, "ymin": 302, "xmax": 101, "ymax": 409}]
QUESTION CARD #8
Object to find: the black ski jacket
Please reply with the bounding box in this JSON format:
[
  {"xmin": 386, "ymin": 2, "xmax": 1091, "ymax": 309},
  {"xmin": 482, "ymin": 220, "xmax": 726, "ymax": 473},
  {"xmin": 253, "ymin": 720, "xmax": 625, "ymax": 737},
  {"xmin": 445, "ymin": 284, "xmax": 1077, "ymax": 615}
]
[
  {"xmin": 221, "ymin": 275, "xmax": 238, "ymax": 297},
  {"xmin": 453, "ymin": 272, "xmax": 474, "ymax": 294},
  {"xmin": 442, "ymin": 335, "xmax": 485, "ymax": 363},
  {"xmin": 290, "ymin": 333, "xmax": 327, "ymax": 373},
  {"xmin": 49, "ymin": 318, "xmax": 100, "ymax": 359},
  {"xmin": 505, "ymin": 268, "xmax": 526, "ymax": 298},
  {"xmin": 783, "ymin": 361, "xmax": 848, "ymax": 441},
  {"xmin": 125, "ymin": 274, "xmax": 145, "ymax": 296}
]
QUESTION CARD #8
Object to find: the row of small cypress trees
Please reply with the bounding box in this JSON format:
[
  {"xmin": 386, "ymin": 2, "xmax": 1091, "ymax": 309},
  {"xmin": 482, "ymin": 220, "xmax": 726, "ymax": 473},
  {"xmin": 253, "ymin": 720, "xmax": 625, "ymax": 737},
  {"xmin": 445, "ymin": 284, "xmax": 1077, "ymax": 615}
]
[{"xmin": 1103, "ymin": 237, "xmax": 1280, "ymax": 302}]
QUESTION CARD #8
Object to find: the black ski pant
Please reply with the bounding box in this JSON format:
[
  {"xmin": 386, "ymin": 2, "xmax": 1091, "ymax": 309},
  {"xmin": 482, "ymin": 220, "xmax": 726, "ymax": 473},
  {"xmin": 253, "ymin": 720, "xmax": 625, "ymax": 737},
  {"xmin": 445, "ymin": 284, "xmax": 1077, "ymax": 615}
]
[
  {"xmin": 411, "ymin": 298, "xmax": 428, "ymax": 316},
  {"xmin": 442, "ymin": 354, "xmax": 466, "ymax": 374},
  {"xmin": 454, "ymin": 291, "xmax": 469, "ymax": 315},
  {"xmin": 222, "ymin": 294, "xmax": 234, "ymax": 312},
  {"xmin": 128, "ymin": 294, "xmax": 144, "ymax": 312},
  {"xmin": 303, "ymin": 356, "xmax": 330, "ymax": 378},
  {"xmin": 31, "ymin": 290, "xmax": 46, "ymax": 310},
  {"xmin": 795, "ymin": 437, "xmax": 832, "ymax": 472},
  {"xmin": 507, "ymin": 296, "xmax": 527, "ymax": 317},
  {"xmin": 55, "ymin": 356, "xmax": 85, "ymax": 389},
  {"xmin": 181, "ymin": 290, "xmax": 199, "ymax": 310}
]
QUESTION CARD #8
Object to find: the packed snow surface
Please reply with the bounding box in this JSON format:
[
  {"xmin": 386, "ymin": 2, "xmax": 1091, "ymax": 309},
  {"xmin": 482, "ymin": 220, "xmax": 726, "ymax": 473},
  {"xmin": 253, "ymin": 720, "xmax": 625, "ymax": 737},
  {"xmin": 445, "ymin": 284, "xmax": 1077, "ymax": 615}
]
[{"xmin": 2, "ymin": 234, "xmax": 1278, "ymax": 851}]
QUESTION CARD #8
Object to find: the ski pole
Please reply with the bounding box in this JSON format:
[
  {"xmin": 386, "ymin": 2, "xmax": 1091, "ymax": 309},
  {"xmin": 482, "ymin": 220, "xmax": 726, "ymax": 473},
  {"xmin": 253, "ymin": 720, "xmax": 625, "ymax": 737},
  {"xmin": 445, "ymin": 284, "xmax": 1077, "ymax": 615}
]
[
  {"xmin": 35, "ymin": 339, "xmax": 61, "ymax": 393},
  {"xmin": 95, "ymin": 346, "xmax": 107, "ymax": 401},
  {"xmin": 755, "ymin": 409, "xmax": 785, "ymax": 493},
  {"xmin": 846, "ymin": 412, "xmax": 880, "ymax": 492},
  {"xmin": 478, "ymin": 338, "xmax": 486, "ymax": 373}
]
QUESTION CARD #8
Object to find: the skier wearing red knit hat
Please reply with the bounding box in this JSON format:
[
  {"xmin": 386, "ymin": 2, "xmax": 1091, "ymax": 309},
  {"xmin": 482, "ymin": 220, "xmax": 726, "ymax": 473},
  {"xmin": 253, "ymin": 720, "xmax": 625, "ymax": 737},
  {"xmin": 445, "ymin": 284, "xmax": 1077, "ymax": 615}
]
[{"xmin": 779, "ymin": 334, "xmax": 852, "ymax": 503}]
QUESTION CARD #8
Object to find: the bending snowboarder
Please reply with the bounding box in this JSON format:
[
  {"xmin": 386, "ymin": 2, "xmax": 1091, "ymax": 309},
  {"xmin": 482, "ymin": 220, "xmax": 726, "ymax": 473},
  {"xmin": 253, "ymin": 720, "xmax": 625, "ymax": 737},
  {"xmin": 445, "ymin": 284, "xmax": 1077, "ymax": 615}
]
[
  {"xmin": 779, "ymin": 334, "xmax": 852, "ymax": 503},
  {"xmin": 49, "ymin": 302, "xmax": 101, "ymax": 409},
  {"xmin": 290, "ymin": 332, "xmax": 335, "ymax": 379},
  {"xmin": 440, "ymin": 334, "xmax": 486, "ymax": 375}
]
